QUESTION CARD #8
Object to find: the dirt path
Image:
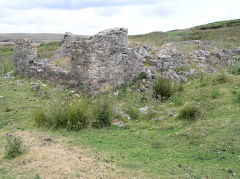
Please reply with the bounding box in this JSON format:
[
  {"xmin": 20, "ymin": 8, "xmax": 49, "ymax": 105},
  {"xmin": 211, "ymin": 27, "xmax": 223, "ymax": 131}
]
[{"xmin": 2, "ymin": 131, "xmax": 130, "ymax": 179}]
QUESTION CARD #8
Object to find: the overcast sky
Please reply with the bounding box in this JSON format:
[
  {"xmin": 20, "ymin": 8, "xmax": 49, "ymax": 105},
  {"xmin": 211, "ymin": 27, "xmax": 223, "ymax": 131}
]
[{"xmin": 0, "ymin": 0, "xmax": 239, "ymax": 35}]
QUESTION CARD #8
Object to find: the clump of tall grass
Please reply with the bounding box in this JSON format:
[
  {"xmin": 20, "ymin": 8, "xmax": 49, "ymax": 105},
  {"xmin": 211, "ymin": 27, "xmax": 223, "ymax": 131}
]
[
  {"xmin": 178, "ymin": 104, "xmax": 200, "ymax": 120},
  {"xmin": 92, "ymin": 99, "xmax": 113, "ymax": 128},
  {"xmin": 153, "ymin": 78, "xmax": 183, "ymax": 101},
  {"xmin": 35, "ymin": 97, "xmax": 113, "ymax": 130}
]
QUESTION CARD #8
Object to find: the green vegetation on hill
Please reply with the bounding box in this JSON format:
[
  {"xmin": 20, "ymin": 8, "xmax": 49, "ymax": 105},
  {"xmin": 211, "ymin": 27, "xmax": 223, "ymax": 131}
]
[
  {"xmin": 129, "ymin": 19, "xmax": 240, "ymax": 48},
  {"xmin": 195, "ymin": 19, "xmax": 240, "ymax": 30}
]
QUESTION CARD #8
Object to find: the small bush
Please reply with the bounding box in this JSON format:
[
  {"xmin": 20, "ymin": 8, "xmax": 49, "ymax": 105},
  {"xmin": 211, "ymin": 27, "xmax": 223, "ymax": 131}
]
[
  {"xmin": 126, "ymin": 107, "xmax": 139, "ymax": 120},
  {"xmin": 92, "ymin": 99, "xmax": 113, "ymax": 128},
  {"xmin": 153, "ymin": 78, "xmax": 182, "ymax": 101},
  {"xmin": 5, "ymin": 134, "xmax": 23, "ymax": 158},
  {"xmin": 178, "ymin": 104, "xmax": 200, "ymax": 120}
]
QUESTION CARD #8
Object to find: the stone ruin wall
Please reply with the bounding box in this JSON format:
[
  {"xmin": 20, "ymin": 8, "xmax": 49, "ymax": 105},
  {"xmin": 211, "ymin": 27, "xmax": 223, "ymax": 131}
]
[
  {"xmin": 14, "ymin": 28, "xmax": 146, "ymax": 95},
  {"xmin": 14, "ymin": 27, "xmax": 240, "ymax": 95}
]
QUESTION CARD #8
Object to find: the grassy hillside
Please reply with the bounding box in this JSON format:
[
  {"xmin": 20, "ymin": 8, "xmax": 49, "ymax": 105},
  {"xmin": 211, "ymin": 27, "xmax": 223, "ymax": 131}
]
[
  {"xmin": 1, "ymin": 66, "xmax": 240, "ymax": 178},
  {"xmin": 129, "ymin": 19, "xmax": 240, "ymax": 48}
]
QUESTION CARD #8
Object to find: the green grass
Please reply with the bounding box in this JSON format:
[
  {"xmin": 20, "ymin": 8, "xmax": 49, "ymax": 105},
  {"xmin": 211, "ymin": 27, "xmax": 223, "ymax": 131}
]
[
  {"xmin": 129, "ymin": 19, "xmax": 240, "ymax": 48},
  {"xmin": 0, "ymin": 44, "xmax": 14, "ymax": 57},
  {"xmin": 0, "ymin": 44, "xmax": 14, "ymax": 76},
  {"xmin": 37, "ymin": 42, "xmax": 61, "ymax": 59},
  {"xmin": 1, "ymin": 71, "xmax": 240, "ymax": 178},
  {"xmin": 0, "ymin": 57, "xmax": 14, "ymax": 77},
  {"xmin": 195, "ymin": 19, "xmax": 240, "ymax": 30}
]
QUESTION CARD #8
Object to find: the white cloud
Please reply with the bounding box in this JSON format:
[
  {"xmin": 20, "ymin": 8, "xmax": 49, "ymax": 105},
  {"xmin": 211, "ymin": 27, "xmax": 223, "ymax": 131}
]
[{"xmin": 0, "ymin": 0, "xmax": 239, "ymax": 35}]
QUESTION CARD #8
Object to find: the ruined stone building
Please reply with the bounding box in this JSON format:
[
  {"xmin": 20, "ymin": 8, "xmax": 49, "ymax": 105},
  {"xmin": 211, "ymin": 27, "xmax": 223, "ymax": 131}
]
[{"xmin": 14, "ymin": 28, "xmax": 146, "ymax": 95}]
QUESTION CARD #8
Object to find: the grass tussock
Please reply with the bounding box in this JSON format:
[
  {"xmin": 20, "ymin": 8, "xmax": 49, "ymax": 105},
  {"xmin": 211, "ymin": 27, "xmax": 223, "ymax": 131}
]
[
  {"xmin": 153, "ymin": 78, "xmax": 183, "ymax": 101},
  {"xmin": 34, "ymin": 97, "xmax": 113, "ymax": 130},
  {"xmin": 178, "ymin": 104, "xmax": 200, "ymax": 120}
]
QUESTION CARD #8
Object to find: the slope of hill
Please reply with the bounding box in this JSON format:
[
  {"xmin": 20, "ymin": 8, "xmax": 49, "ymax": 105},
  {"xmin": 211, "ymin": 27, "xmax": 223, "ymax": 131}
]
[{"xmin": 129, "ymin": 19, "xmax": 240, "ymax": 48}]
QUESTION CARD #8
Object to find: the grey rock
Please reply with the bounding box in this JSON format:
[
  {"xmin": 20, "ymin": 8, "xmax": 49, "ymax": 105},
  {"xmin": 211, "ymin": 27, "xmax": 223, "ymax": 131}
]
[
  {"xmin": 111, "ymin": 120, "xmax": 124, "ymax": 127},
  {"xmin": 139, "ymin": 106, "xmax": 148, "ymax": 114}
]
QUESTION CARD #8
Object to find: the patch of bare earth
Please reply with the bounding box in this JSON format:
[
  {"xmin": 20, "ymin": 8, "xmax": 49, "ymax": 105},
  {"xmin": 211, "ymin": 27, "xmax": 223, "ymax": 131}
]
[{"xmin": 2, "ymin": 131, "xmax": 131, "ymax": 179}]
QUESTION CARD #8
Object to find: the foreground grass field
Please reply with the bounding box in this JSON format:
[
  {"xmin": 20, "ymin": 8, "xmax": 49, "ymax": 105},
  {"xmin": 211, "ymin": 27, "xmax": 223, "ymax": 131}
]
[{"xmin": 1, "ymin": 68, "xmax": 240, "ymax": 178}]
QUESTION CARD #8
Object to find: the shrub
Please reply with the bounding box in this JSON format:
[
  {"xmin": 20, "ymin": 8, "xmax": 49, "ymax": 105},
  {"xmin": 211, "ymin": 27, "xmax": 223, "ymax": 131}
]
[
  {"xmin": 178, "ymin": 104, "xmax": 200, "ymax": 120},
  {"xmin": 5, "ymin": 134, "xmax": 23, "ymax": 158},
  {"xmin": 92, "ymin": 99, "xmax": 113, "ymax": 128},
  {"xmin": 153, "ymin": 78, "xmax": 182, "ymax": 101},
  {"xmin": 126, "ymin": 107, "xmax": 139, "ymax": 120}
]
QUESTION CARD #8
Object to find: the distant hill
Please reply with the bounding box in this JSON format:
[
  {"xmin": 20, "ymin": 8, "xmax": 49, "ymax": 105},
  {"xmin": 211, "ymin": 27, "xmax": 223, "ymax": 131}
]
[
  {"xmin": 129, "ymin": 18, "xmax": 240, "ymax": 48},
  {"xmin": 0, "ymin": 33, "xmax": 64, "ymax": 43}
]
